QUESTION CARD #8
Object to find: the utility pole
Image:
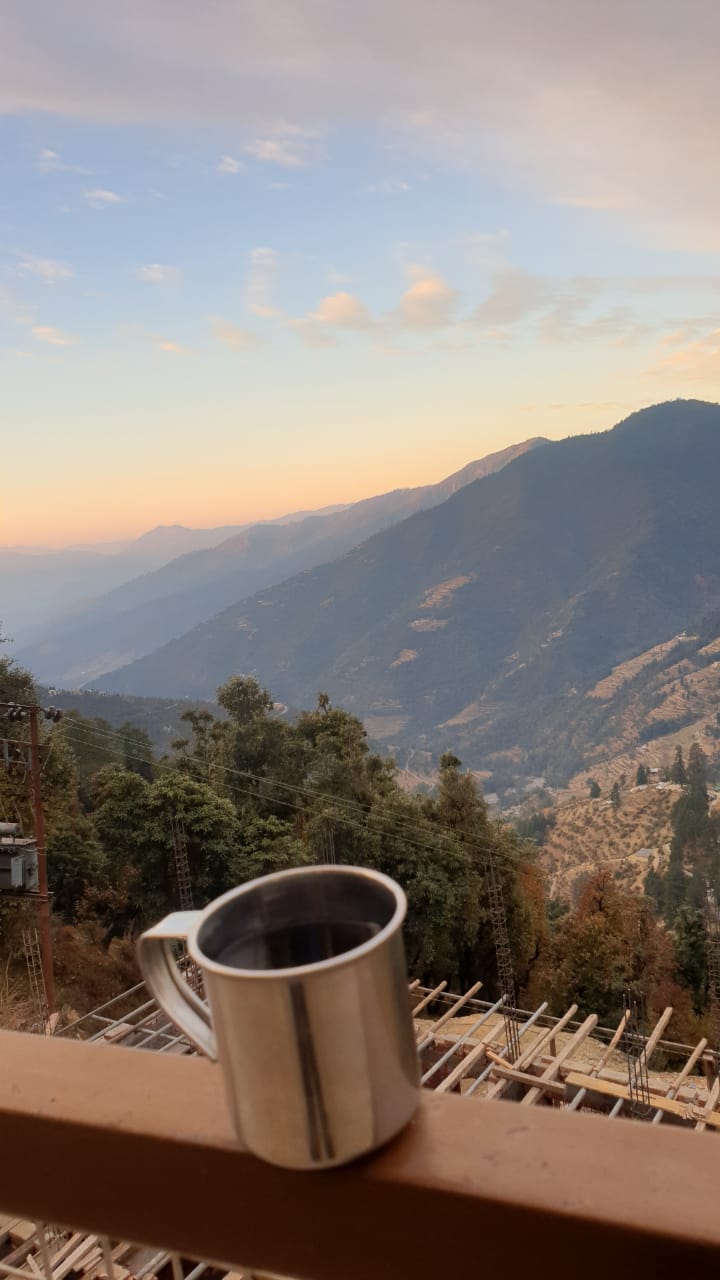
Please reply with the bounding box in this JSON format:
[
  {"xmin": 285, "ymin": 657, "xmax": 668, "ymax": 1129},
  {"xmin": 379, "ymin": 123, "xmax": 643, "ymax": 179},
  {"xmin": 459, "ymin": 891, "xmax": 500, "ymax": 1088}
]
[
  {"xmin": 0, "ymin": 700, "xmax": 60, "ymax": 1015},
  {"xmin": 29, "ymin": 704, "xmax": 55, "ymax": 1013}
]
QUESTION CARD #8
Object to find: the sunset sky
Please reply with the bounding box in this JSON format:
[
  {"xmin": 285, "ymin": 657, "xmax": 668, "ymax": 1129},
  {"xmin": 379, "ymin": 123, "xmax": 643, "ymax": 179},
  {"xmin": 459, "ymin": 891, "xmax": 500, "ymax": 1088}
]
[{"xmin": 2, "ymin": 1, "xmax": 720, "ymax": 546}]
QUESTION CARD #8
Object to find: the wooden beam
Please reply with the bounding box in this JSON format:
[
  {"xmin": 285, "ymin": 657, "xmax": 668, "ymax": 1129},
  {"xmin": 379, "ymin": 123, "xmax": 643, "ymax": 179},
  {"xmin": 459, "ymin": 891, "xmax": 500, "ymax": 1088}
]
[
  {"xmin": 434, "ymin": 1024, "xmax": 499, "ymax": 1093},
  {"xmin": 521, "ymin": 1016, "xmax": 598, "ymax": 1107},
  {"xmin": 486, "ymin": 1062, "xmax": 565, "ymax": 1099},
  {"xmin": 644, "ymin": 1008, "xmax": 674, "ymax": 1063},
  {"xmin": 565, "ymin": 1072, "xmax": 720, "ymax": 1128},
  {"xmin": 695, "ymin": 1077, "xmax": 720, "ymax": 1133},
  {"xmin": 486, "ymin": 1004, "xmax": 578, "ymax": 1101},
  {"xmin": 415, "ymin": 982, "xmax": 483, "ymax": 1049},
  {"xmin": 652, "ymin": 1038, "xmax": 708, "ymax": 1125},
  {"xmin": 411, "ymin": 982, "xmax": 447, "ymax": 1018},
  {"xmin": 4, "ymin": 1032, "xmax": 720, "ymax": 1279}
]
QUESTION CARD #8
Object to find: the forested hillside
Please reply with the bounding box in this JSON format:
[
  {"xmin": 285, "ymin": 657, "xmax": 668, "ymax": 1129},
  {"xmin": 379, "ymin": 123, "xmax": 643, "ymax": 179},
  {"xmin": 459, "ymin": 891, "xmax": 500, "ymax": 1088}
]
[{"xmin": 3, "ymin": 648, "xmax": 719, "ymax": 1049}]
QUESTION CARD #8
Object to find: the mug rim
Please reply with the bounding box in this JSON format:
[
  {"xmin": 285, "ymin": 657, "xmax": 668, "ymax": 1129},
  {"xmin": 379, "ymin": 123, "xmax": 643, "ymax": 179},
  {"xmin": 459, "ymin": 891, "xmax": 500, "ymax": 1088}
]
[{"xmin": 186, "ymin": 863, "xmax": 407, "ymax": 980}]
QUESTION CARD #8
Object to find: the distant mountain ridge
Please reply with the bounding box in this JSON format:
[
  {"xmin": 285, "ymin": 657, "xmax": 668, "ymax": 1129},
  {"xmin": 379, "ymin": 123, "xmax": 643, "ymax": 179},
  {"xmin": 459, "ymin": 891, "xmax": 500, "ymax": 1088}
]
[
  {"xmin": 91, "ymin": 400, "xmax": 720, "ymax": 792},
  {"xmin": 17, "ymin": 438, "xmax": 544, "ymax": 685}
]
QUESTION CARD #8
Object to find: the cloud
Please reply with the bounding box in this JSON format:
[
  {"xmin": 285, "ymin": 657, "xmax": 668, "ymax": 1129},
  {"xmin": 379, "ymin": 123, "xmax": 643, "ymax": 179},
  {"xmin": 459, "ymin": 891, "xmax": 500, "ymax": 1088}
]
[
  {"xmin": 84, "ymin": 188, "xmax": 125, "ymax": 208},
  {"xmin": 465, "ymin": 230, "xmax": 510, "ymax": 268},
  {"xmin": 311, "ymin": 292, "xmax": 372, "ymax": 328},
  {"xmin": 473, "ymin": 268, "xmax": 556, "ymax": 331},
  {"xmin": 36, "ymin": 147, "xmax": 88, "ymax": 174},
  {"xmin": 396, "ymin": 269, "xmax": 458, "ymax": 329},
  {"xmin": 651, "ymin": 327, "xmax": 720, "ymax": 382},
  {"xmin": 245, "ymin": 139, "xmax": 308, "ymax": 168},
  {"xmin": 217, "ymin": 154, "xmax": 243, "ymax": 174},
  {"xmin": 289, "ymin": 290, "xmax": 373, "ymax": 345},
  {"xmin": 136, "ymin": 263, "xmax": 178, "ymax": 283},
  {"xmin": 288, "ymin": 318, "xmax": 337, "ymax": 348},
  {"xmin": 32, "ymin": 325, "xmax": 77, "ymax": 346},
  {"xmin": 0, "ymin": 283, "xmax": 33, "ymax": 326},
  {"xmin": 209, "ymin": 316, "xmax": 259, "ymax": 351},
  {"xmin": 247, "ymin": 247, "xmax": 279, "ymax": 317},
  {"xmin": 156, "ymin": 339, "xmax": 187, "ymax": 354},
  {"xmin": 365, "ymin": 178, "xmax": 410, "ymax": 193},
  {"xmin": 18, "ymin": 254, "xmax": 73, "ymax": 282},
  {"xmin": 5, "ymin": 2, "xmax": 720, "ymax": 247},
  {"xmin": 245, "ymin": 124, "xmax": 323, "ymax": 169}
]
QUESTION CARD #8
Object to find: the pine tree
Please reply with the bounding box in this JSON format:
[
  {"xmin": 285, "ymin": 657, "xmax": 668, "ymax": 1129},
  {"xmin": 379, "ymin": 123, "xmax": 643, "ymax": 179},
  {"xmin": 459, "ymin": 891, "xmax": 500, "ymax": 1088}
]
[
  {"xmin": 643, "ymin": 865, "xmax": 664, "ymax": 914},
  {"xmin": 588, "ymin": 779, "xmax": 601, "ymax": 799},
  {"xmin": 610, "ymin": 780, "xmax": 621, "ymax": 808},
  {"xmin": 636, "ymin": 764, "xmax": 648, "ymax": 786},
  {"xmin": 687, "ymin": 743, "xmax": 709, "ymax": 805},
  {"xmin": 670, "ymin": 745, "xmax": 687, "ymax": 785},
  {"xmin": 673, "ymin": 906, "xmax": 708, "ymax": 1014},
  {"xmin": 664, "ymin": 842, "xmax": 687, "ymax": 924}
]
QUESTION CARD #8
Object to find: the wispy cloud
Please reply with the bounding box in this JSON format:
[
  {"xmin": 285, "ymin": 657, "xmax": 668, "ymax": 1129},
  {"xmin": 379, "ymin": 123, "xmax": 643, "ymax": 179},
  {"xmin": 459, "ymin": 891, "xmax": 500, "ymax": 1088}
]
[
  {"xmin": 36, "ymin": 148, "xmax": 88, "ymax": 175},
  {"xmin": 651, "ymin": 326, "xmax": 720, "ymax": 382},
  {"xmin": 290, "ymin": 290, "xmax": 373, "ymax": 346},
  {"xmin": 245, "ymin": 124, "xmax": 323, "ymax": 169},
  {"xmin": 395, "ymin": 267, "xmax": 458, "ymax": 329},
  {"xmin": 312, "ymin": 292, "xmax": 372, "ymax": 328},
  {"xmin": 32, "ymin": 325, "xmax": 77, "ymax": 346},
  {"xmin": 365, "ymin": 177, "xmax": 410, "ymax": 194},
  {"xmin": 7, "ymin": 4, "xmax": 720, "ymax": 248},
  {"xmin": 209, "ymin": 316, "xmax": 260, "ymax": 351},
  {"xmin": 247, "ymin": 247, "xmax": 279, "ymax": 317},
  {"xmin": 288, "ymin": 318, "xmax": 337, "ymax": 348},
  {"xmin": 18, "ymin": 254, "xmax": 73, "ymax": 283},
  {"xmin": 217, "ymin": 154, "xmax": 243, "ymax": 175},
  {"xmin": 473, "ymin": 268, "xmax": 556, "ymax": 331},
  {"xmin": 136, "ymin": 263, "xmax": 178, "ymax": 283},
  {"xmin": 156, "ymin": 338, "xmax": 188, "ymax": 354},
  {"xmin": 84, "ymin": 188, "xmax": 125, "ymax": 208},
  {"xmin": 0, "ymin": 283, "xmax": 33, "ymax": 326},
  {"xmin": 465, "ymin": 230, "xmax": 511, "ymax": 268}
]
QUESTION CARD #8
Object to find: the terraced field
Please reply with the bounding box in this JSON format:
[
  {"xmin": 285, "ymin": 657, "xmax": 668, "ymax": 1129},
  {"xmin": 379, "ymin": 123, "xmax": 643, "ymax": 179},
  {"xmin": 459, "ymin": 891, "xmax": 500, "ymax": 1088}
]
[{"xmin": 540, "ymin": 785, "xmax": 677, "ymax": 903}]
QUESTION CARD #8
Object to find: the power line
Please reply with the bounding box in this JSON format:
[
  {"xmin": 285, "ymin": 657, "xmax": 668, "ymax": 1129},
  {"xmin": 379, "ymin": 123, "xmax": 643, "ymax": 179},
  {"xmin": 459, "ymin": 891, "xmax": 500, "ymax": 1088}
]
[
  {"xmin": 61, "ymin": 723, "xmax": 464, "ymax": 864},
  {"xmin": 61, "ymin": 714, "xmax": 524, "ymax": 1019},
  {"xmin": 59, "ymin": 715, "xmax": 502, "ymax": 865}
]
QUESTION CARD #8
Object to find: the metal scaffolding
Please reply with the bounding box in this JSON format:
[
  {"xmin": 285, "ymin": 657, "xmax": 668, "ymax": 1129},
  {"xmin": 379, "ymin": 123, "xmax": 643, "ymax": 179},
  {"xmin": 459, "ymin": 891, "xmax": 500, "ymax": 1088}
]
[
  {"xmin": 22, "ymin": 928, "xmax": 48, "ymax": 1031},
  {"xmin": 704, "ymin": 883, "xmax": 720, "ymax": 1065},
  {"xmin": 484, "ymin": 850, "xmax": 520, "ymax": 1062},
  {"xmin": 170, "ymin": 817, "xmax": 194, "ymax": 912}
]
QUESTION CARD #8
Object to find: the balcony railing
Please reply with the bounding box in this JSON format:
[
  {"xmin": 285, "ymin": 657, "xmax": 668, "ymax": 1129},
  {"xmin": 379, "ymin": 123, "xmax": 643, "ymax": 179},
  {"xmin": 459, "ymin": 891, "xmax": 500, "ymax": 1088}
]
[{"xmin": 2, "ymin": 1027, "xmax": 720, "ymax": 1280}]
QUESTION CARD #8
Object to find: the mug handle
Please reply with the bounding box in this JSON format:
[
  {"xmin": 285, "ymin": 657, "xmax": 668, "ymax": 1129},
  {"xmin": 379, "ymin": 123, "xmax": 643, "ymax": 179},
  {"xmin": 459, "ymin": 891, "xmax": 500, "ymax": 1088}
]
[{"xmin": 137, "ymin": 911, "xmax": 218, "ymax": 1060}]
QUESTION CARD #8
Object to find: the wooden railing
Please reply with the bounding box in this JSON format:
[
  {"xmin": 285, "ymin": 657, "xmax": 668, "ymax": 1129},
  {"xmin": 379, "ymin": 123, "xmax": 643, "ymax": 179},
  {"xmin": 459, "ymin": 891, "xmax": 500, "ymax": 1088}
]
[{"xmin": 1, "ymin": 1030, "xmax": 720, "ymax": 1279}]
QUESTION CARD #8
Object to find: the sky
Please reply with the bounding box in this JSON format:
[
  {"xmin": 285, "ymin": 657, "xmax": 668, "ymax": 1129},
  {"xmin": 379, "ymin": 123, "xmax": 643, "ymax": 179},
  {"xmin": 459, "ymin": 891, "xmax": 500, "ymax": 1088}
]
[{"xmin": 2, "ymin": 0, "xmax": 720, "ymax": 546}]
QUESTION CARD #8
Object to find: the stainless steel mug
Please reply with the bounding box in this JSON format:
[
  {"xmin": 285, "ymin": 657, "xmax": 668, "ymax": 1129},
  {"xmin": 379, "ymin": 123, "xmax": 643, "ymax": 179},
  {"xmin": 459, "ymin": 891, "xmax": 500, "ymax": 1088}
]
[{"xmin": 138, "ymin": 864, "xmax": 420, "ymax": 1170}]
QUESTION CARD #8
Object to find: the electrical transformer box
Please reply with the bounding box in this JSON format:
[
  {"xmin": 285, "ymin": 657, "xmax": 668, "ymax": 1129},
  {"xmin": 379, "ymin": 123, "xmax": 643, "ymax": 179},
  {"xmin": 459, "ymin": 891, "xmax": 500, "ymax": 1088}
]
[{"xmin": 0, "ymin": 839, "xmax": 39, "ymax": 892}]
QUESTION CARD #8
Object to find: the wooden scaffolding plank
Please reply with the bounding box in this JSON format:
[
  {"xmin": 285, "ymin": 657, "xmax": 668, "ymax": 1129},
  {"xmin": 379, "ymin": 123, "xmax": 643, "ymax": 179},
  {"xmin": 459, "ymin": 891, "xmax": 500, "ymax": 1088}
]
[
  {"xmin": 52, "ymin": 1237, "xmax": 99, "ymax": 1280},
  {"xmin": 565, "ymin": 1071, "xmax": 720, "ymax": 1127},
  {"xmin": 694, "ymin": 1076, "xmax": 720, "ymax": 1133},
  {"xmin": 435, "ymin": 1023, "xmax": 500, "ymax": 1093},
  {"xmin": 486, "ymin": 1060, "xmax": 565, "ymax": 1099},
  {"xmin": 652, "ymin": 1038, "xmax": 708, "ymax": 1125},
  {"xmin": 416, "ymin": 982, "xmax": 483, "ymax": 1049},
  {"xmin": 521, "ymin": 1015, "xmax": 599, "ymax": 1107},
  {"xmin": 485, "ymin": 1004, "xmax": 578, "ymax": 1101},
  {"xmin": 411, "ymin": 982, "xmax": 448, "ymax": 1018},
  {"xmin": 609, "ymin": 1006, "xmax": 674, "ymax": 1120},
  {"xmin": 644, "ymin": 1007, "xmax": 675, "ymax": 1061},
  {"xmin": 565, "ymin": 1010, "xmax": 630, "ymax": 1113}
]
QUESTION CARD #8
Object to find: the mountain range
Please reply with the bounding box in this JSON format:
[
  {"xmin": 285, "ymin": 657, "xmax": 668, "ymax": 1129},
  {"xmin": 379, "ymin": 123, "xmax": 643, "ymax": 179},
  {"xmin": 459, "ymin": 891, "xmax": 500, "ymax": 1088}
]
[
  {"xmin": 14, "ymin": 438, "xmax": 542, "ymax": 685},
  {"xmin": 90, "ymin": 400, "xmax": 720, "ymax": 791}
]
